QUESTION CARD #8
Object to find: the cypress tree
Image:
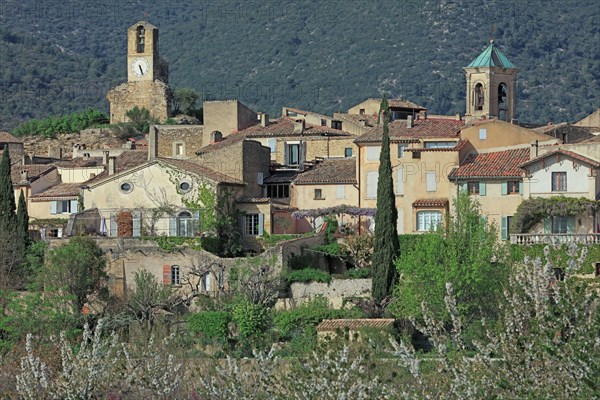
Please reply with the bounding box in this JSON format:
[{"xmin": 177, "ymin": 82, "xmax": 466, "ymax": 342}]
[
  {"xmin": 0, "ymin": 148, "xmax": 16, "ymax": 228},
  {"xmin": 16, "ymin": 189, "xmax": 29, "ymax": 248},
  {"xmin": 371, "ymin": 95, "xmax": 400, "ymax": 302}
]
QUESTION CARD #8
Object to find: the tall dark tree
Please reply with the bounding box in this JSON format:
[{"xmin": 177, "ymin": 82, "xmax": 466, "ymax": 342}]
[
  {"xmin": 16, "ymin": 189, "xmax": 29, "ymax": 248},
  {"xmin": 0, "ymin": 148, "xmax": 16, "ymax": 227},
  {"xmin": 371, "ymin": 95, "xmax": 400, "ymax": 302}
]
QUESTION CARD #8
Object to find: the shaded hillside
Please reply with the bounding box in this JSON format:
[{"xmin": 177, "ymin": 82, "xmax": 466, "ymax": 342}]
[{"xmin": 0, "ymin": 0, "xmax": 598, "ymax": 130}]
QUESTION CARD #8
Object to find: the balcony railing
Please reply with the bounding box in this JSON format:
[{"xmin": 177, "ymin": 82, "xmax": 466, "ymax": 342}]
[{"xmin": 510, "ymin": 233, "xmax": 600, "ymax": 245}]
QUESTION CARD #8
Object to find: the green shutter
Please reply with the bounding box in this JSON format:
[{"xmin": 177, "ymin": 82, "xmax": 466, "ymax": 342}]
[
  {"xmin": 501, "ymin": 182, "xmax": 508, "ymax": 196},
  {"xmin": 258, "ymin": 214, "xmax": 265, "ymax": 236},
  {"xmin": 519, "ymin": 182, "xmax": 524, "ymax": 195},
  {"xmin": 461, "ymin": 183, "xmax": 467, "ymax": 192},
  {"xmin": 479, "ymin": 182, "xmax": 486, "ymax": 196},
  {"xmin": 132, "ymin": 211, "xmax": 141, "ymax": 237},
  {"xmin": 169, "ymin": 216, "xmax": 177, "ymax": 236},
  {"xmin": 567, "ymin": 216, "xmax": 576, "ymax": 234},
  {"xmin": 501, "ymin": 216, "xmax": 508, "ymax": 240},
  {"xmin": 543, "ymin": 218, "xmax": 552, "ymax": 234}
]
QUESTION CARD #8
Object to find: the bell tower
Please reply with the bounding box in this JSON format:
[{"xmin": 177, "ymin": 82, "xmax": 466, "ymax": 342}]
[
  {"xmin": 106, "ymin": 21, "xmax": 171, "ymax": 124},
  {"xmin": 464, "ymin": 40, "xmax": 518, "ymax": 122}
]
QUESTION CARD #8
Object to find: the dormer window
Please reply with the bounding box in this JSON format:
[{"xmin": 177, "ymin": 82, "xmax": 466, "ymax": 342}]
[{"xmin": 136, "ymin": 26, "xmax": 145, "ymax": 53}]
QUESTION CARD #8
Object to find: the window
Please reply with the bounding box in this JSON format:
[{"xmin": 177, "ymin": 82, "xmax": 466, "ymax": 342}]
[
  {"xmin": 398, "ymin": 144, "xmax": 406, "ymax": 158},
  {"xmin": 552, "ymin": 172, "xmax": 567, "ymax": 192},
  {"xmin": 426, "ymin": 172, "xmax": 437, "ymax": 192},
  {"xmin": 314, "ymin": 189, "xmax": 324, "ymax": 200},
  {"xmin": 179, "ymin": 180, "xmax": 192, "ymax": 192},
  {"xmin": 417, "ymin": 211, "xmax": 443, "ymax": 232},
  {"xmin": 474, "ymin": 83, "xmax": 484, "ymax": 110},
  {"xmin": 332, "ymin": 120, "xmax": 342, "ymax": 130},
  {"xmin": 287, "ymin": 111, "xmax": 298, "ymax": 117},
  {"xmin": 507, "ymin": 181, "xmax": 520, "ymax": 194},
  {"xmin": 467, "ymin": 181, "xmax": 480, "ymax": 195},
  {"xmin": 391, "ymin": 110, "xmax": 408, "ymax": 121},
  {"xmin": 136, "ymin": 26, "xmax": 145, "ymax": 53},
  {"xmin": 174, "ymin": 143, "xmax": 184, "ymax": 156},
  {"xmin": 178, "ymin": 211, "xmax": 194, "ymax": 237},
  {"xmin": 424, "ymin": 141, "xmax": 456, "ymax": 149},
  {"xmin": 412, "ymin": 151, "xmax": 421, "ymax": 159},
  {"xmin": 201, "ymin": 272, "xmax": 211, "ymax": 292},
  {"xmin": 366, "ymin": 146, "xmax": 380, "ymax": 161},
  {"xmin": 47, "ymin": 228, "xmax": 63, "ymax": 238},
  {"xmin": 344, "ymin": 147, "xmax": 353, "ymax": 158},
  {"xmin": 267, "ymin": 138, "xmax": 276, "ymax": 153},
  {"xmin": 50, "ymin": 200, "xmax": 78, "ymax": 214},
  {"xmin": 266, "ymin": 184, "xmax": 290, "ymax": 199},
  {"xmin": 479, "ymin": 128, "xmax": 487, "ymax": 140},
  {"xmin": 244, "ymin": 214, "xmax": 260, "ymax": 236},
  {"xmin": 359, "ymin": 108, "xmax": 365, "ymax": 115},
  {"xmin": 171, "ymin": 265, "xmax": 180, "ymax": 285},
  {"xmin": 321, "ymin": 119, "xmax": 327, "ymax": 126},
  {"xmin": 286, "ymin": 143, "xmax": 300, "ymax": 165},
  {"xmin": 553, "ymin": 216, "xmax": 568, "ymax": 234},
  {"xmin": 336, "ymin": 185, "xmax": 345, "ymax": 199},
  {"xmin": 366, "ymin": 172, "xmax": 378, "ymax": 199},
  {"xmin": 120, "ymin": 181, "xmax": 134, "ymax": 194}
]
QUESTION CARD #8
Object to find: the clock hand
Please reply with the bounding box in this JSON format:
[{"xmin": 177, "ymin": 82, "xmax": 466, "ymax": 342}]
[{"xmin": 139, "ymin": 65, "xmax": 144, "ymax": 75}]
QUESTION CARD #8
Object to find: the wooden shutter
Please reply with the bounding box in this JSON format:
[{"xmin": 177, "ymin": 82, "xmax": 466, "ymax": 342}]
[
  {"xmin": 132, "ymin": 211, "xmax": 141, "ymax": 237},
  {"xmin": 479, "ymin": 182, "xmax": 486, "ymax": 196},
  {"xmin": 460, "ymin": 182, "xmax": 467, "ymax": 192},
  {"xmin": 426, "ymin": 172, "xmax": 436, "ymax": 192},
  {"xmin": 239, "ymin": 214, "xmax": 245, "ymax": 236},
  {"xmin": 163, "ymin": 265, "xmax": 171, "ymax": 285},
  {"xmin": 193, "ymin": 210, "xmax": 201, "ymax": 234},
  {"xmin": 283, "ymin": 142, "xmax": 289, "ymax": 164},
  {"xmin": 567, "ymin": 216, "xmax": 576, "ymax": 234},
  {"xmin": 110, "ymin": 213, "xmax": 117, "ymax": 237},
  {"xmin": 396, "ymin": 208, "xmax": 404, "ymax": 234},
  {"xmin": 543, "ymin": 218, "xmax": 552, "ymax": 234},
  {"xmin": 50, "ymin": 201, "xmax": 58, "ymax": 214},
  {"xmin": 366, "ymin": 172, "xmax": 378, "ymax": 198},
  {"xmin": 501, "ymin": 216, "xmax": 508, "ymax": 240},
  {"xmin": 396, "ymin": 168, "xmax": 404, "ymax": 195},
  {"xmin": 268, "ymin": 138, "xmax": 276, "ymax": 153},
  {"xmin": 169, "ymin": 216, "xmax": 178, "ymax": 236},
  {"xmin": 519, "ymin": 182, "xmax": 524, "ymax": 195},
  {"xmin": 258, "ymin": 214, "xmax": 265, "ymax": 236},
  {"xmin": 336, "ymin": 185, "xmax": 345, "ymax": 199},
  {"xmin": 299, "ymin": 142, "xmax": 306, "ymax": 165},
  {"xmin": 501, "ymin": 182, "xmax": 508, "ymax": 196},
  {"xmin": 70, "ymin": 200, "xmax": 79, "ymax": 213}
]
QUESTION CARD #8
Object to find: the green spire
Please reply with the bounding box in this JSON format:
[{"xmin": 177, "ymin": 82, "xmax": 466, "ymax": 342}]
[{"xmin": 467, "ymin": 40, "xmax": 516, "ymax": 68}]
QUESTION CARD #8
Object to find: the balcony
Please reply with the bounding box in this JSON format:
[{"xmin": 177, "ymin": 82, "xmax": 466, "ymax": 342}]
[{"xmin": 510, "ymin": 233, "xmax": 600, "ymax": 245}]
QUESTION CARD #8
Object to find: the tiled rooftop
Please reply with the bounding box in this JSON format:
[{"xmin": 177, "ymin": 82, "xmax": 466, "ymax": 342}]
[
  {"xmin": 355, "ymin": 118, "xmax": 463, "ymax": 143},
  {"xmin": 412, "ymin": 199, "xmax": 449, "ymax": 208},
  {"xmin": 316, "ymin": 319, "xmax": 395, "ymax": 332},
  {"xmin": 10, "ymin": 164, "xmax": 56, "ymax": 185},
  {"xmin": 158, "ymin": 158, "xmax": 245, "ymax": 185},
  {"xmin": 0, "ymin": 132, "xmax": 22, "ymax": 143},
  {"xmin": 449, "ymin": 148, "xmax": 530, "ymax": 179},
  {"xmin": 30, "ymin": 183, "xmax": 81, "ymax": 200},
  {"xmin": 519, "ymin": 149, "xmax": 600, "ymax": 169},
  {"xmin": 294, "ymin": 158, "xmax": 357, "ymax": 185}
]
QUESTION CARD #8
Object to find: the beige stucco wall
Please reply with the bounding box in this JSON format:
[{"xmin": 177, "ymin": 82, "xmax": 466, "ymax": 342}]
[
  {"xmin": 254, "ymin": 136, "xmax": 356, "ymax": 164},
  {"xmin": 58, "ymin": 166, "xmax": 105, "ymax": 183},
  {"xmin": 358, "ymin": 143, "xmax": 459, "ymax": 234},
  {"xmin": 461, "ymin": 120, "xmax": 559, "ymax": 150},
  {"xmin": 291, "ymin": 183, "xmax": 358, "ymax": 210},
  {"xmin": 523, "ymin": 157, "xmax": 597, "ymax": 200},
  {"xmin": 575, "ymin": 109, "xmax": 600, "ymax": 127},
  {"xmin": 203, "ymin": 100, "xmax": 257, "ymax": 144},
  {"xmin": 348, "ymin": 99, "xmax": 380, "ymax": 116}
]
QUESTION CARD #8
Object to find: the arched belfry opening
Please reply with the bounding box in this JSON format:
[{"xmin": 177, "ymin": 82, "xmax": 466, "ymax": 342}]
[{"xmin": 136, "ymin": 25, "xmax": 145, "ymax": 53}]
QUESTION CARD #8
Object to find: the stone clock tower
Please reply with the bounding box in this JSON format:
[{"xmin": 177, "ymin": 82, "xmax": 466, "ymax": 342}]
[
  {"xmin": 464, "ymin": 40, "xmax": 518, "ymax": 122},
  {"xmin": 107, "ymin": 21, "xmax": 171, "ymax": 124}
]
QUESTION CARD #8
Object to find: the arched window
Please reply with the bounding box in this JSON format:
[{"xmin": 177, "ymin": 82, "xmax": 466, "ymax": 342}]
[
  {"xmin": 474, "ymin": 83, "xmax": 484, "ymax": 111},
  {"xmin": 498, "ymin": 83, "xmax": 508, "ymax": 120},
  {"xmin": 177, "ymin": 211, "xmax": 193, "ymax": 237},
  {"xmin": 136, "ymin": 26, "xmax": 145, "ymax": 53},
  {"xmin": 416, "ymin": 211, "xmax": 442, "ymax": 232}
]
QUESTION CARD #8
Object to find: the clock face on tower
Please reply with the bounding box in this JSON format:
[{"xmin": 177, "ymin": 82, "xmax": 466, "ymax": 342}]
[{"xmin": 132, "ymin": 58, "xmax": 149, "ymax": 77}]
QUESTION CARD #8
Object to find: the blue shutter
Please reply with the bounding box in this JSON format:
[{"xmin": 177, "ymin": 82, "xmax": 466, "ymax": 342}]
[
  {"xmin": 519, "ymin": 182, "xmax": 524, "ymax": 195},
  {"xmin": 283, "ymin": 142, "xmax": 289, "ymax": 164},
  {"xmin": 567, "ymin": 216, "xmax": 576, "ymax": 234},
  {"xmin": 132, "ymin": 211, "xmax": 141, "ymax": 237},
  {"xmin": 479, "ymin": 182, "xmax": 486, "ymax": 196},
  {"xmin": 110, "ymin": 213, "xmax": 117, "ymax": 237},
  {"xmin": 543, "ymin": 218, "xmax": 552, "ymax": 234},
  {"xmin": 70, "ymin": 200, "xmax": 79, "ymax": 213},
  {"xmin": 193, "ymin": 210, "xmax": 201, "ymax": 234},
  {"xmin": 50, "ymin": 201, "xmax": 58, "ymax": 214},
  {"xmin": 500, "ymin": 182, "xmax": 508, "ymax": 196},
  {"xmin": 268, "ymin": 138, "xmax": 276, "ymax": 153},
  {"xmin": 501, "ymin": 216, "xmax": 508, "ymax": 240},
  {"xmin": 460, "ymin": 183, "xmax": 467, "ymax": 192},
  {"xmin": 169, "ymin": 216, "xmax": 177, "ymax": 236},
  {"xmin": 258, "ymin": 214, "xmax": 265, "ymax": 236}
]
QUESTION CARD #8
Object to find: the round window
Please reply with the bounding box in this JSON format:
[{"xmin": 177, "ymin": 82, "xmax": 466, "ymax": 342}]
[
  {"xmin": 120, "ymin": 182, "xmax": 133, "ymax": 194},
  {"xmin": 179, "ymin": 181, "xmax": 191, "ymax": 192}
]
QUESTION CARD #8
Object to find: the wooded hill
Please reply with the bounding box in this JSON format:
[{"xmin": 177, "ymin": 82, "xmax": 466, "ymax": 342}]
[{"xmin": 0, "ymin": 0, "xmax": 598, "ymax": 130}]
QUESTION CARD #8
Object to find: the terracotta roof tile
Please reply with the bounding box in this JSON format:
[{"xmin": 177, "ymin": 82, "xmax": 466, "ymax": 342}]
[
  {"xmin": 237, "ymin": 197, "xmax": 271, "ymax": 203},
  {"xmin": 245, "ymin": 117, "xmax": 351, "ymax": 138},
  {"xmin": 284, "ymin": 107, "xmax": 330, "ymax": 120},
  {"xmin": 293, "ymin": 158, "xmax": 356, "ymax": 185},
  {"xmin": 355, "ymin": 118, "xmax": 463, "ymax": 143},
  {"xmin": 54, "ymin": 157, "xmax": 104, "ymax": 168},
  {"xmin": 449, "ymin": 148, "xmax": 530, "ymax": 179},
  {"xmin": 316, "ymin": 318, "xmax": 395, "ymax": 332},
  {"xmin": 333, "ymin": 112, "xmax": 378, "ymax": 128},
  {"xmin": 11, "ymin": 164, "xmax": 56, "ymax": 185},
  {"xmin": 519, "ymin": 149, "xmax": 600, "ymax": 169},
  {"xmin": 362, "ymin": 98, "xmax": 426, "ymax": 110},
  {"xmin": 264, "ymin": 171, "xmax": 298, "ymax": 183},
  {"xmin": 0, "ymin": 132, "xmax": 22, "ymax": 143},
  {"xmin": 30, "ymin": 183, "xmax": 81, "ymax": 200},
  {"xmin": 114, "ymin": 150, "xmax": 148, "ymax": 172},
  {"xmin": 412, "ymin": 199, "xmax": 449, "ymax": 208}
]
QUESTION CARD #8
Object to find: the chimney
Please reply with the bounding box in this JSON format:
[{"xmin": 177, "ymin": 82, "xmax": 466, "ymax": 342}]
[
  {"xmin": 47, "ymin": 146, "xmax": 62, "ymax": 159},
  {"xmin": 210, "ymin": 130, "xmax": 223, "ymax": 143},
  {"xmin": 102, "ymin": 151, "xmax": 110, "ymax": 165},
  {"xmin": 419, "ymin": 110, "xmax": 428, "ymax": 120},
  {"xmin": 19, "ymin": 170, "xmax": 28, "ymax": 184},
  {"xmin": 260, "ymin": 113, "xmax": 269, "ymax": 127},
  {"xmin": 455, "ymin": 113, "xmax": 461, "ymax": 121},
  {"xmin": 148, "ymin": 125, "xmax": 158, "ymax": 160},
  {"xmin": 108, "ymin": 156, "xmax": 116, "ymax": 175},
  {"xmin": 360, "ymin": 119, "xmax": 368, "ymax": 127},
  {"xmin": 293, "ymin": 119, "xmax": 305, "ymax": 134},
  {"xmin": 530, "ymin": 140, "xmax": 539, "ymax": 159},
  {"xmin": 83, "ymin": 153, "xmax": 90, "ymax": 160},
  {"xmin": 406, "ymin": 115, "xmax": 414, "ymax": 128}
]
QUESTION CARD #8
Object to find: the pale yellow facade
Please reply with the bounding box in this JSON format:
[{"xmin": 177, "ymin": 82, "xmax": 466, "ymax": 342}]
[
  {"xmin": 253, "ymin": 136, "xmax": 357, "ymax": 165},
  {"xmin": 291, "ymin": 183, "xmax": 359, "ymax": 210},
  {"xmin": 460, "ymin": 119, "xmax": 559, "ymax": 150}
]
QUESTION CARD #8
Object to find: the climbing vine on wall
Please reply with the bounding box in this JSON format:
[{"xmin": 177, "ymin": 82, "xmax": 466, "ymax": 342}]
[{"xmin": 512, "ymin": 196, "xmax": 599, "ymax": 233}]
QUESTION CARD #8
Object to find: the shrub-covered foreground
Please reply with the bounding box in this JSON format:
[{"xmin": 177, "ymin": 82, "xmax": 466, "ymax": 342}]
[{"xmin": 3, "ymin": 241, "xmax": 598, "ymax": 399}]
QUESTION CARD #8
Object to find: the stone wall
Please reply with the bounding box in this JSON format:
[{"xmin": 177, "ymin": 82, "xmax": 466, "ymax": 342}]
[
  {"xmin": 106, "ymin": 80, "xmax": 171, "ymax": 124},
  {"xmin": 153, "ymin": 125, "xmax": 204, "ymax": 158},
  {"xmin": 277, "ymin": 278, "xmax": 372, "ymax": 309},
  {"xmin": 203, "ymin": 100, "xmax": 257, "ymax": 144}
]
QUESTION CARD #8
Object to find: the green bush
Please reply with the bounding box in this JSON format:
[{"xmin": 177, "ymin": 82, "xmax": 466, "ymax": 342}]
[
  {"xmin": 286, "ymin": 268, "xmax": 331, "ymax": 284},
  {"xmin": 345, "ymin": 268, "xmax": 372, "ymax": 279},
  {"xmin": 12, "ymin": 109, "xmax": 109, "ymax": 137},
  {"xmin": 510, "ymin": 243, "xmax": 600, "ymax": 274},
  {"xmin": 188, "ymin": 311, "xmax": 230, "ymax": 343},
  {"xmin": 231, "ymin": 300, "xmax": 270, "ymax": 339},
  {"xmin": 288, "ymin": 251, "xmax": 322, "ymax": 270}
]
